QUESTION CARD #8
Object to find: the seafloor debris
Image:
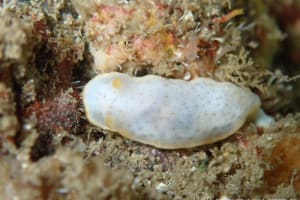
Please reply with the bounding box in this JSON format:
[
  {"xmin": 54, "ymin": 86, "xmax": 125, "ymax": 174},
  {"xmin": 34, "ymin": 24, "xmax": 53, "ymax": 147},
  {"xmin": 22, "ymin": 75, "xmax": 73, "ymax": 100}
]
[
  {"xmin": 0, "ymin": 0, "xmax": 299, "ymax": 199},
  {"xmin": 0, "ymin": 83, "xmax": 18, "ymax": 153},
  {"xmin": 0, "ymin": 149, "xmax": 140, "ymax": 200},
  {"xmin": 72, "ymin": 0, "xmax": 247, "ymax": 79},
  {"xmin": 24, "ymin": 89, "xmax": 80, "ymax": 134}
]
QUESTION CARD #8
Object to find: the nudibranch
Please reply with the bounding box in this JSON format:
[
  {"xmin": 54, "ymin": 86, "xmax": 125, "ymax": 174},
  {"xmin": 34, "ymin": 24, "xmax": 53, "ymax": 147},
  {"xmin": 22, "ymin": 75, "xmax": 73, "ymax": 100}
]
[{"xmin": 83, "ymin": 72, "xmax": 273, "ymax": 149}]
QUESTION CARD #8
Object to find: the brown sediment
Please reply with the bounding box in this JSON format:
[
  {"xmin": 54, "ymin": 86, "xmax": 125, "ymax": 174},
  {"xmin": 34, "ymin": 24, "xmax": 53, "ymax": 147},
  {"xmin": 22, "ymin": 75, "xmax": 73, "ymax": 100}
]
[{"xmin": 264, "ymin": 137, "xmax": 300, "ymax": 195}]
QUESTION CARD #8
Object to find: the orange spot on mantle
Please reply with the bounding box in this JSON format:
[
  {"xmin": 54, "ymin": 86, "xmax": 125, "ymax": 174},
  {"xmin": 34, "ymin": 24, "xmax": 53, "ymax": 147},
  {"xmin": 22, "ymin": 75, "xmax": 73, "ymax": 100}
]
[
  {"xmin": 105, "ymin": 115, "xmax": 114, "ymax": 128},
  {"xmin": 112, "ymin": 78, "xmax": 122, "ymax": 89}
]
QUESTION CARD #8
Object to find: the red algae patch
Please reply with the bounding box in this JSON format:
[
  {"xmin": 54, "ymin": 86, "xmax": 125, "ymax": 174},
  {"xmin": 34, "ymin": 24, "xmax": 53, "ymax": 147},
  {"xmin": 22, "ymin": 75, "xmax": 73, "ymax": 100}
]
[{"xmin": 264, "ymin": 136, "xmax": 300, "ymax": 195}]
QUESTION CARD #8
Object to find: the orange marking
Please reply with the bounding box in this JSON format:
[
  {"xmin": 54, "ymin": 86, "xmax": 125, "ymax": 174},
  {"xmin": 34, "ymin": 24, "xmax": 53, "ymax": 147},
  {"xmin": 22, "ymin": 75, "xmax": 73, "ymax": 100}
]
[
  {"xmin": 105, "ymin": 115, "xmax": 114, "ymax": 128},
  {"xmin": 112, "ymin": 78, "xmax": 122, "ymax": 89}
]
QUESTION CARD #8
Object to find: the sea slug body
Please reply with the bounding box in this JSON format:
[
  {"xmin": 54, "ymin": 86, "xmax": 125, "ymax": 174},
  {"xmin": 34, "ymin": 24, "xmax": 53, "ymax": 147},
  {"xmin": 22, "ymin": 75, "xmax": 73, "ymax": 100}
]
[{"xmin": 83, "ymin": 72, "xmax": 267, "ymax": 149}]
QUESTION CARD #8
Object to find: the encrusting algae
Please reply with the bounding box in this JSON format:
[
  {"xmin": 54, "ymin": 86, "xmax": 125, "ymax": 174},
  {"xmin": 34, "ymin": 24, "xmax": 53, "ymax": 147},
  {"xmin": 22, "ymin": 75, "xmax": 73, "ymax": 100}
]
[{"xmin": 72, "ymin": 0, "xmax": 250, "ymax": 79}]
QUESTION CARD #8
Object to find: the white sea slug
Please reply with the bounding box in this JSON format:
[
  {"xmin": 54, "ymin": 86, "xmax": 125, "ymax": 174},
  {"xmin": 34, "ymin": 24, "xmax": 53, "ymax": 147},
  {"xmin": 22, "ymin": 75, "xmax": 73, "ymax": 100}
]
[{"xmin": 83, "ymin": 72, "xmax": 273, "ymax": 149}]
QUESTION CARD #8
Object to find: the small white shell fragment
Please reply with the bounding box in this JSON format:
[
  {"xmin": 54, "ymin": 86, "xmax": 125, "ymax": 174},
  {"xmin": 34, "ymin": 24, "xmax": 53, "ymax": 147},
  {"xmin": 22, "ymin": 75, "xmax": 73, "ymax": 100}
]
[
  {"xmin": 83, "ymin": 72, "xmax": 262, "ymax": 149},
  {"xmin": 156, "ymin": 182, "xmax": 169, "ymax": 192},
  {"xmin": 219, "ymin": 195, "xmax": 230, "ymax": 200}
]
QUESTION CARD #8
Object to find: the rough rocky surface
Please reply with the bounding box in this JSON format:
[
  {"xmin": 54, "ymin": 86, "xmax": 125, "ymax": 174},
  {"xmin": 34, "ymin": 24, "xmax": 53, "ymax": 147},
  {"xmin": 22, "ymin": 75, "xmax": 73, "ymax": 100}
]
[{"xmin": 0, "ymin": 0, "xmax": 299, "ymax": 199}]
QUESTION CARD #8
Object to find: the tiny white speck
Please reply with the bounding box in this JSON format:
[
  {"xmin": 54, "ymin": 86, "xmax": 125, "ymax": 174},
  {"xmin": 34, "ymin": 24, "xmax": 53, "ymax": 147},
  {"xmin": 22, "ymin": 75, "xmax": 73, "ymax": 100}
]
[
  {"xmin": 267, "ymin": 136, "xmax": 273, "ymax": 141},
  {"xmin": 23, "ymin": 123, "xmax": 33, "ymax": 131},
  {"xmin": 219, "ymin": 195, "xmax": 230, "ymax": 200},
  {"xmin": 190, "ymin": 167, "xmax": 197, "ymax": 172},
  {"xmin": 56, "ymin": 188, "xmax": 69, "ymax": 194},
  {"xmin": 156, "ymin": 182, "xmax": 169, "ymax": 192},
  {"xmin": 184, "ymin": 72, "xmax": 192, "ymax": 81}
]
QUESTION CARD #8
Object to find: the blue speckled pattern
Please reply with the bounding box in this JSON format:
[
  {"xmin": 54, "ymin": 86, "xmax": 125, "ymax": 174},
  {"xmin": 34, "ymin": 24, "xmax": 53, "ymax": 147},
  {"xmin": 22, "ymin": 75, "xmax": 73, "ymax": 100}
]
[{"xmin": 83, "ymin": 72, "xmax": 261, "ymax": 149}]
